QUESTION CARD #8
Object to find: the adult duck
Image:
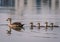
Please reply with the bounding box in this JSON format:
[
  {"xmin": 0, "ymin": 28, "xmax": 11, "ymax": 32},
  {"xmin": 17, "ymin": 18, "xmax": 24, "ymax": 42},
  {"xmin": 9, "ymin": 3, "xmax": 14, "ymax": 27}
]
[{"xmin": 6, "ymin": 18, "xmax": 24, "ymax": 33}]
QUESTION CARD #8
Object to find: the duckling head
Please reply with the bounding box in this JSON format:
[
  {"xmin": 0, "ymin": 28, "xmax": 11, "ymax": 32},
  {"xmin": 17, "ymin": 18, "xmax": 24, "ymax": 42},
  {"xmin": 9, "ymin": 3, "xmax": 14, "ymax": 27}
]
[
  {"xmin": 30, "ymin": 22, "xmax": 33, "ymax": 24},
  {"xmin": 37, "ymin": 23, "xmax": 40, "ymax": 25},
  {"xmin": 50, "ymin": 23, "xmax": 53, "ymax": 24},
  {"xmin": 45, "ymin": 22, "xmax": 48, "ymax": 24}
]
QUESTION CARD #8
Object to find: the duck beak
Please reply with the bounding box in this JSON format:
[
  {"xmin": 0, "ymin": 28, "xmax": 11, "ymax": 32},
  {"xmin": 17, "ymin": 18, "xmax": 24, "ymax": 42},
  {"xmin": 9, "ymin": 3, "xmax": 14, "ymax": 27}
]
[{"xmin": 6, "ymin": 19, "xmax": 8, "ymax": 21}]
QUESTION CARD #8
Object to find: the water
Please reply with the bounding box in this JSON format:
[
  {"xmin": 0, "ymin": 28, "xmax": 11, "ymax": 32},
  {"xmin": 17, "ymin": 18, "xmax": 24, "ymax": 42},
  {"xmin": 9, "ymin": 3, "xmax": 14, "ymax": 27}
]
[{"xmin": 0, "ymin": 1, "xmax": 60, "ymax": 42}]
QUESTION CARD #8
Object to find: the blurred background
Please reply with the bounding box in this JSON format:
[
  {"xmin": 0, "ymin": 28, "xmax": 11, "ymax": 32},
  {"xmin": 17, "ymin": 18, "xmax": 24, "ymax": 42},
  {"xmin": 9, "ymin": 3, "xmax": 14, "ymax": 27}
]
[{"xmin": 0, "ymin": 0, "xmax": 60, "ymax": 26}]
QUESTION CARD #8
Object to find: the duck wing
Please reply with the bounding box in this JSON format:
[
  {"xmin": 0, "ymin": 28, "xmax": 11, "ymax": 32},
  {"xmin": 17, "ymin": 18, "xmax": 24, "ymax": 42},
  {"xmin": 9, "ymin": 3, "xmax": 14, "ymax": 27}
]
[
  {"xmin": 12, "ymin": 22, "xmax": 22, "ymax": 25},
  {"xmin": 12, "ymin": 22, "xmax": 24, "ymax": 27}
]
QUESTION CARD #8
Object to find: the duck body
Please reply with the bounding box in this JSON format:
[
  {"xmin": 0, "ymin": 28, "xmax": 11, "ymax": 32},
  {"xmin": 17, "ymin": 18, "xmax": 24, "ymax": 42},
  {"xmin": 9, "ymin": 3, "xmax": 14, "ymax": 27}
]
[
  {"xmin": 12, "ymin": 22, "xmax": 24, "ymax": 27},
  {"xmin": 8, "ymin": 22, "xmax": 24, "ymax": 31}
]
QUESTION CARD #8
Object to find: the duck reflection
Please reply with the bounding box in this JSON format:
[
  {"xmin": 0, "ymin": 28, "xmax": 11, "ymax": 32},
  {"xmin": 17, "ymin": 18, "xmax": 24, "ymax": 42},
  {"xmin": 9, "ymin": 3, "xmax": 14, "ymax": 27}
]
[
  {"xmin": 7, "ymin": 28, "xmax": 11, "ymax": 34},
  {"xmin": 7, "ymin": 27, "xmax": 25, "ymax": 34}
]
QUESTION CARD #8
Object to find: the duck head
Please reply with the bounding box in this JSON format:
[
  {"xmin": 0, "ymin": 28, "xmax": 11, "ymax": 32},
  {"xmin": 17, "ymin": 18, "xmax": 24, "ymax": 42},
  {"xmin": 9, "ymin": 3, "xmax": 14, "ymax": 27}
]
[
  {"xmin": 6, "ymin": 18, "xmax": 12, "ymax": 24},
  {"xmin": 6, "ymin": 18, "xmax": 11, "ymax": 21}
]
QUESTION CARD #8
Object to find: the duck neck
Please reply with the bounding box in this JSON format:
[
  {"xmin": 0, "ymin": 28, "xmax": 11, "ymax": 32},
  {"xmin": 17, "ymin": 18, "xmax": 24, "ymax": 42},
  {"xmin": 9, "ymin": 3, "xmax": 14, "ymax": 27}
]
[{"xmin": 9, "ymin": 20, "xmax": 11, "ymax": 25}]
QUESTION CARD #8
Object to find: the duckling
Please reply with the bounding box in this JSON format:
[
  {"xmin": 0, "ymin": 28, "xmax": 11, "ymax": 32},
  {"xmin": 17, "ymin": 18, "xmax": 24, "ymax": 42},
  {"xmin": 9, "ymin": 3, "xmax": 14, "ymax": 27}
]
[
  {"xmin": 30, "ymin": 22, "xmax": 36, "ymax": 27},
  {"xmin": 50, "ymin": 23, "xmax": 54, "ymax": 27},
  {"xmin": 45, "ymin": 22, "xmax": 48, "ymax": 27},
  {"xmin": 45, "ymin": 22, "xmax": 48, "ymax": 31},
  {"xmin": 50, "ymin": 23, "xmax": 54, "ymax": 30},
  {"xmin": 30, "ymin": 22, "xmax": 36, "ymax": 30},
  {"xmin": 37, "ymin": 23, "xmax": 40, "ymax": 29},
  {"xmin": 30, "ymin": 22, "xmax": 34, "ymax": 30},
  {"xmin": 50, "ymin": 23, "xmax": 59, "ymax": 27},
  {"xmin": 6, "ymin": 18, "xmax": 24, "ymax": 31}
]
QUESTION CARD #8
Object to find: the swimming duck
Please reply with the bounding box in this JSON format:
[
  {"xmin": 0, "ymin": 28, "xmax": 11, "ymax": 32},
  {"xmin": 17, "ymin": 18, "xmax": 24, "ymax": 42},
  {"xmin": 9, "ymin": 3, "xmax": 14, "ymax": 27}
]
[
  {"xmin": 45, "ymin": 22, "xmax": 48, "ymax": 31},
  {"xmin": 50, "ymin": 23, "xmax": 59, "ymax": 27},
  {"xmin": 30, "ymin": 22, "xmax": 36, "ymax": 30},
  {"xmin": 6, "ymin": 18, "xmax": 24, "ymax": 32},
  {"xmin": 37, "ymin": 23, "xmax": 40, "ymax": 29},
  {"xmin": 50, "ymin": 23, "xmax": 54, "ymax": 30},
  {"xmin": 45, "ymin": 22, "xmax": 49, "ymax": 27},
  {"xmin": 30, "ymin": 22, "xmax": 36, "ymax": 27},
  {"xmin": 50, "ymin": 23, "xmax": 54, "ymax": 27}
]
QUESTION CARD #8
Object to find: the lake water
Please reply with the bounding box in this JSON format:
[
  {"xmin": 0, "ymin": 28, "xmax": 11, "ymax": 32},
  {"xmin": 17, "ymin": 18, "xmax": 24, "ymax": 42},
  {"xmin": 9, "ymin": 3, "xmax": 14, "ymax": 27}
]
[{"xmin": 0, "ymin": 2, "xmax": 60, "ymax": 42}]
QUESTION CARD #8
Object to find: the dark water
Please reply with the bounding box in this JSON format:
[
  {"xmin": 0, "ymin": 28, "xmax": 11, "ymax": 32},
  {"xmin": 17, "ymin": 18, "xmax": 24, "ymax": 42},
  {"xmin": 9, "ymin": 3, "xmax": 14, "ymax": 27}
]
[{"xmin": 0, "ymin": 1, "xmax": 60, "ymax": 42}]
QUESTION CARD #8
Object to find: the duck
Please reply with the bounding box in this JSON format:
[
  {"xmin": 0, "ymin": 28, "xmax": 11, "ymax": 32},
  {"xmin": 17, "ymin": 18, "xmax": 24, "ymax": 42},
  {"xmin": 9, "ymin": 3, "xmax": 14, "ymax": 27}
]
[
  {"xmin": 50, "ymin": 23, "xmax": 54, "ymax": 30},
  {"xmin": 6, "ymin": 18, "xmax": 25, "ymax": 32},
  {"xmin": 30, "ymin": 22, "xmax": 36, "ymax": 30},
  {"xmin": 50, "ymin": 23, "xmax": 59, "ymax": 27},
  {"xmin": 37, "ymin": 23, "xmax": 40, "ymax": 29},
  {"xmin": 45, "ymin": 22, "xmax": 48, "ymax": 31},
  {"xmin": 50, "ymin": 23, "xmax": 54, "ymax": 27},
  {"xmin": 30, "ymin": 22, "xmax": 36, "ymax": 27},
  {"xmin": 45, "ymin": 22, "xmax": 48, "ymax": 27}
]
